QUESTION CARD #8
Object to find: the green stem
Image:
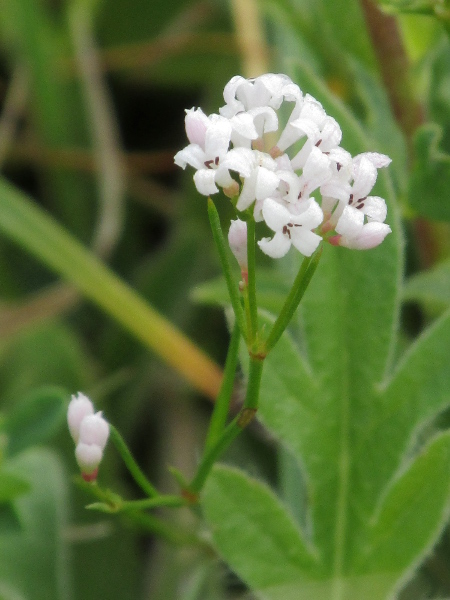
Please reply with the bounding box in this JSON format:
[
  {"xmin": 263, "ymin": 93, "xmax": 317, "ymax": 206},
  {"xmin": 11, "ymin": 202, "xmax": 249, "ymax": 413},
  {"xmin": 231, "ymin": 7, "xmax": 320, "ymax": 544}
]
[
  {"xmin": 0, "ymin": 178, "xmax": 222, "ymax": 399},
  {"xmin": 246, "ymin": 217, "xmax": 259, "ymax": 349},
  {"xmin": 204, "ymin": 321, "xmax": 241, "ymax": 452},
  {"xmin": 188, "ymin": 355, "xmax": 264, "ymax": 494},
  {"xmin": 207, "ymin": 198, "xmax": 247, "ymax": 341},
  {"xmin": 264, "ymin": 246, "xmax": 322, "ymax": 353},
  {"xmin": 109, "ymin": 424, "xmax": 158, "ymax": 498},
  {"xmin": 120, "ymin": 495, "xmax": 185, "ymax": 512}
]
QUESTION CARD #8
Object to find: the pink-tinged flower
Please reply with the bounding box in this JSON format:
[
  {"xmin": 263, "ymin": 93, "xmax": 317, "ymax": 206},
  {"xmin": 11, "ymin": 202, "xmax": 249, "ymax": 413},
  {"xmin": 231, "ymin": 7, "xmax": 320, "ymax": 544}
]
[
  {"xmin": 67, "ymin": 392, "xmax": 94, "ymax": 444},
  {"xmin": 331, "ymin": 205, "xmax": 392, "ymax": 249},
  {"xmin": 258, "ymin": 197, "xmax": 323, "ymax": 258},
  {"xmin": 228, "ymin": 219, "xmax": 248, "ymax": 271}
]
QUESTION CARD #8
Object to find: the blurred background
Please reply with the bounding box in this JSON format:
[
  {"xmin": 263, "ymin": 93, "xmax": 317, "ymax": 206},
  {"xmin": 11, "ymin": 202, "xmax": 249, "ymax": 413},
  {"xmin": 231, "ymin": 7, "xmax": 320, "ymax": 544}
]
[{"xmin": 0, "ymin": 0, "xmax": 450, "ymax": 598}]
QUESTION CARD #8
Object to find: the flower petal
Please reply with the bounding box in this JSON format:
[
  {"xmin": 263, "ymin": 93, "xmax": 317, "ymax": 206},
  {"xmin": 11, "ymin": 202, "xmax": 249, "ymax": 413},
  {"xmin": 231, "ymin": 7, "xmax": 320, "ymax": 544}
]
[
  {"xmin": 194, "ymin": 169, "xmax": 219, "ymax": 195},
  {"xmin": 258, "ymin": 232, "xmax": 291, "ymax": 258},
  {"xmin": 335, "ymin": 205, "xmax": 365, "ymax": 237},
  {"xmin": 261, "ymin": 198, "xmax": 292, "ymax": 231},
  {"xmin": 290, "ymin": 228, "xmax": 322, "ymax": 256}
]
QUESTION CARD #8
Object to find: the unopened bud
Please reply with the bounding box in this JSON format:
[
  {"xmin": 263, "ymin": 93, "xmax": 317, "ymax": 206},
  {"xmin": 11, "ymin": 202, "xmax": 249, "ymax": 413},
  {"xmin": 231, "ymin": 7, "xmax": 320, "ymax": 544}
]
[
  {"xmin": 67, "ymin": 392, "xmax": 94, "ymax": 444},
  {"xmin": 228, "ymin": 219, "xmax": 248, "ymax": 270},
  {"xmin": 68, "ymin": 393, "xmax": 109, "ymax": 481}
]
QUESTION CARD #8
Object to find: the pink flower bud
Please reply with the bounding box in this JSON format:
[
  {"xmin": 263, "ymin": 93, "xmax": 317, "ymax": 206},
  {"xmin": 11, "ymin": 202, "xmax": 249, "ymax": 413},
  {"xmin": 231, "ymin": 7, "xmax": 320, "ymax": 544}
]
[
  {"xmin": 228, "ymin": 219, "xmax": 248, "ymax": 270},
  {"xmin": 67, "ymin": 392, "xmax": 94, "ymax": 443}
]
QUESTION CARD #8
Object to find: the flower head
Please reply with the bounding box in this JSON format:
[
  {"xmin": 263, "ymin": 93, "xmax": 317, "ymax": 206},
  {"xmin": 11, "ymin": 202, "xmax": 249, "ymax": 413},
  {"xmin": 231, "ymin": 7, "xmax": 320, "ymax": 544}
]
[{"xmin": 175, "ymin": 73, "xmax": 392, "ymax": 258}]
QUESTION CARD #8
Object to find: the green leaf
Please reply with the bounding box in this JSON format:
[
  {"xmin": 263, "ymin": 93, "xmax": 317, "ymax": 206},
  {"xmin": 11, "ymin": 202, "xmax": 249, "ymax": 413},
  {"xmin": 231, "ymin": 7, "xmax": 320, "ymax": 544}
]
[
  {"xmin": 359, "ymin": 308, "xmax": 450, "ymax": 510},
  {"xmin": 404, "ymin": 257, "xmax": 450, "ymax": 307},
  {"xmin": 0, "ymin": 448, "xmax": 71, "ymax": 600},
  {"xmin": 202, "ymin": 465, "xmax": 319, "ymax": 592},
  {"xmin": 3, "ymin": 385, "xmax": 68, "ymax": 457},
  {"xmin": 359, "ymin": 432, "xmax": 450, "ymax": 587},
  {"xmin": 0, "ymin": 472, "xmax": 30, "ymax": 502},
  {"xmin": 0, "ymin": 504, "xmax": 22, "ymax": 535},
  {"xmin": 408, "ymin": 124, "xmax": 450, "ymax": 221}
]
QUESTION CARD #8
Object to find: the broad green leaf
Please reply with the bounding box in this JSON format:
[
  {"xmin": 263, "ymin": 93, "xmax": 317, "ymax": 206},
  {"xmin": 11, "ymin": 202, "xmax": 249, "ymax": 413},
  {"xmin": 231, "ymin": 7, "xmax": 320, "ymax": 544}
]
[
  {"xmin": 0, "ymin": 448, "xmax": 71, "ymax": 600},
  {"xmin": 408, "ymin": 124, "xmax": 450, "ymax": 221},
  {"xmin": 0, "ymin": 581, "xmax": 27, "ymax": 600},
  {"xmin": 358, "ymin": 432, "xmax": 450, "ymax": 590},
  {"xmin": 404, "ymin": 257, "xmax": 450, "ymax": 307},
  {"xmin": 3, "ymin": 385, "xmax": 68, "ymax": 457},
  {"xmin": 202, "ymin": 465, "xmax": 319, "ymax": 592},
  {"xmin": 357, "ymin": 308, "xmax": 450, "ymax": 511}
]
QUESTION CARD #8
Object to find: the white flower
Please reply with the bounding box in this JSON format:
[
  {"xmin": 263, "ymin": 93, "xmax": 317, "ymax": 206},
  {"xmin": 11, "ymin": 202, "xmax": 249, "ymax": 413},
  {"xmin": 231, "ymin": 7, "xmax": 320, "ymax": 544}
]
[
  {"xmin": 220, "ymin": 74, "xmax": 301, "ymax": 118},
  {"xmin": 258, "ymin": 197, "xmax": 323, "ymax": 258},
  {"xmin": 332, "ymin": 205, "xmax": 392, "ymax": 249},
  {"xmin": 236, "ymin": 151, "xmax": 280, "ymax": 213},
  {"xmin": 67, "ymin": 392, "xmax": 94, "ymax": 444},
  {"xmin": 321, "ymin": 152, "xmax": 390, "ymax": 230},
  {"xmin": 228, "ymin": 219, "xmax": 248, "ymax": 270},
  {"xmin": 175, "ymin": 112, "xmax": 251, "ymax": 196}
]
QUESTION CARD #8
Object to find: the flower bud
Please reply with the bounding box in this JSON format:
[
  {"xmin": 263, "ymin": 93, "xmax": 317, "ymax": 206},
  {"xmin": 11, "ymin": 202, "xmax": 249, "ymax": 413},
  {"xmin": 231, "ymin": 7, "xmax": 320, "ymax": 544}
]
[
  {"xmin": 228, "ymin": 219, "xmax": 248, "ymax": 270},
  {"xmin": 75, "ymin": 442, "xmax": 103, "ymax": 480},
  {"xmin": 67, "ymin": 392, "xmax": 94, "ymax": 444},
  {"xmin": 68, "ymin": 393, "xmax": 109, "ymax": 481},
  {"xmin": 78, "ymin": 412, "xmax": 109, "ymax": 450}
]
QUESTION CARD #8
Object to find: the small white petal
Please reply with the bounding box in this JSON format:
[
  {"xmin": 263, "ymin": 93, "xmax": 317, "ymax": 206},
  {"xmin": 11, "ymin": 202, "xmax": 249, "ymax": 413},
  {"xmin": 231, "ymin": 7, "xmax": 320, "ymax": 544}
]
[
  {"xmin": 221, "ymin": 76, "xmax": 247, "ymax": 116},
  {"xmin": 335, "ymin": 205, "xmax": 365, "ymax": 237},
  {"xmin": 290, "ymin": 229, "xmax": 322, "ymax": 256},
  {"xmin": 204, "ymin": 117, "xmax": 232, "ymax": 159},
  {"xmin": 341, "ymin": 222, "xmax": 392, "ymax": 249},
  {"xmin": 67, "ymin": 393, "xmax": 94, "ymax": 444},
  {"xmin": 174, "ymin": 144, "xmax": 205, "ymax": 170},
  {"xmin": 249, "ymin": 106, "xmax": 278, "ymax": 135},
  {"xmin": 351, "ymin": 156, "xmax": 378, "ymax": 200},
  {"xmin": 262, "ymin": 198, "xmax": 292, "ymax": 232},
  {"xmin": 214, "ymin": 167, "xmax": 236, "ymax": 190},
  {"xmin": 258, "ymin": 232, "xmax": 291, "ymax": 258},
  {"xmin": 318, "ymin": 117, "xmax": 342, "ymax": 150},
  {"xmin": 230, "ymin": 112, "xmax": 259, "ymax": 140},
  {"xmin": 184, "ymin": 108, "xmax": 209, "ymax": 146},
  {"xmin": 353, "ymin": 152, "xmax": 392, "ymax": 170},
  {"xmin": 194, "ymin": 169, "xmax": 219, "ymax": 195},
  {"xmin": 255, "ymin": 167, "xmax": 280, "ymax": 201},
  {"xmin": 361, "ymin": 196, "xmax": 387, "ymax": 223},
  {"xmin": 221, "ymin": 147, "xmax": 254, "ymax": 178}
]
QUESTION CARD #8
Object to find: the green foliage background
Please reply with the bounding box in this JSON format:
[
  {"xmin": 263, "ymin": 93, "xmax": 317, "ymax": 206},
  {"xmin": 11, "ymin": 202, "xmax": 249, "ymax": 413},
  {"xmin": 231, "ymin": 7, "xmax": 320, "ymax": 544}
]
[{"xmin": 0, "ymin": 0, "xmax": 450, "ymax": 598}]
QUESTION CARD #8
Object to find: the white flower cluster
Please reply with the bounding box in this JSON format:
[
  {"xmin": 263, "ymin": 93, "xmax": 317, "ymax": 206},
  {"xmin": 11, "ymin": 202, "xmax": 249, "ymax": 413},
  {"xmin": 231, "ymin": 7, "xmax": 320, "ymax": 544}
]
[
  {"xmin": 67, "ymin": 392, "xmax": 109, "ymax": 481},
  {"xmin": 175, "ymin": 74, "xmax": 392, "ymax": 258}
]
